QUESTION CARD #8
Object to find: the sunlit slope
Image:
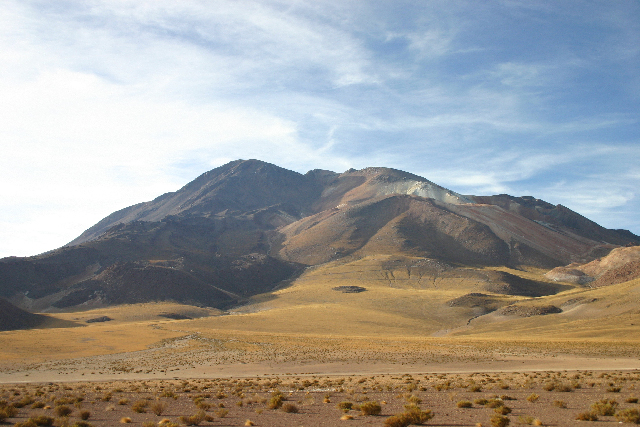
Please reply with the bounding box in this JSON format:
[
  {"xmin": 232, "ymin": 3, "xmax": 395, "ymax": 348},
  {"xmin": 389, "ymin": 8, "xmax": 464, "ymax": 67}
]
[
  {"xmin": 452, "ymin": 275, "xmax": 640, "ymax": 340},
  {"xmin": 188, "ymin": 255, "xmax": 568, "ymax": 336}
]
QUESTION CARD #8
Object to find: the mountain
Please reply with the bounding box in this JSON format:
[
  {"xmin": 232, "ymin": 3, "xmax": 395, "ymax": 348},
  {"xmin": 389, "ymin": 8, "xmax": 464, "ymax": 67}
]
[
  {"xmin": 0, "ymin": 298, "xmax": 78, "ymax": 331},
  {"xmin": 0, "ymin": 159, "xmax": 637, "ymax": 317}
]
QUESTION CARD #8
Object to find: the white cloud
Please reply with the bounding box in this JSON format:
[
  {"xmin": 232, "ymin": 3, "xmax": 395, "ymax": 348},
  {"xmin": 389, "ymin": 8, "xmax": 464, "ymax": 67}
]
[{"xmin": 1, "ymin": 0, "xmax": 639, "ymax": 257}]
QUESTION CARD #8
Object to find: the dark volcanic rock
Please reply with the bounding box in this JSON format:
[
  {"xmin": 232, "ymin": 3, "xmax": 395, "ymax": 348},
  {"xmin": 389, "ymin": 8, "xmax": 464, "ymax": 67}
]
[
  {"xmin": 86, "ymin": 316, "xmax": 112, "ymax": 323},
  {"xmin": 332, "ymin": 286, "xmax": 367, "ymax": 293},
  {"xmin": 498, "ymin": 304, "xmax": 562, "ymax": 317},
  {"xmin": 159, "ymin": 313, "xmax": 192, "ymax": 320}
]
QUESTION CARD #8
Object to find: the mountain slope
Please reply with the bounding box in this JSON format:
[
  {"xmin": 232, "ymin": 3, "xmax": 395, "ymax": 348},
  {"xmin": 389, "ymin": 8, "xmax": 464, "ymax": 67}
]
[
  {"xmin": 0, "ymin": 298, "xmax": 78, "ymax": 331},
  {"xmin": 0, "ymin": 159, "xmax": 637, "ymax": 314}
]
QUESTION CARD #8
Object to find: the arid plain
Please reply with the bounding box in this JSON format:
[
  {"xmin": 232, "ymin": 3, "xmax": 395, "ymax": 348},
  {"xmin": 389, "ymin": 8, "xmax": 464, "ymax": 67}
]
[
  {"xmin": 2, "ymin": 257, "xmax": 640, "ymax": 426},
  {"xmin": 2, "ymin": 161, "xmax": 640, "ymax": 426}
]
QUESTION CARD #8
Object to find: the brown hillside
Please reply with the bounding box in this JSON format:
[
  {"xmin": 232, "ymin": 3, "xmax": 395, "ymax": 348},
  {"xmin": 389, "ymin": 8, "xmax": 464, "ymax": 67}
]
[
  {"xmin": 545, "ymin": 245, "xmax": 640, "ymax": 287},
  {"xmin": 0, "ymin": 298, "xmax": 78, "ymax": 331},
  {"xmin": 0, "ymin": 160, "xmax": 637, "ymax": 313}
]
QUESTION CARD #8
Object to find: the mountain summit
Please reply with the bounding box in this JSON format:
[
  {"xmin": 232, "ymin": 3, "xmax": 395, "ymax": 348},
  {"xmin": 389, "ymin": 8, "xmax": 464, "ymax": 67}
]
[{"xmin": 1, "ymin": 159, "xmax": 637, "ymax": 315}]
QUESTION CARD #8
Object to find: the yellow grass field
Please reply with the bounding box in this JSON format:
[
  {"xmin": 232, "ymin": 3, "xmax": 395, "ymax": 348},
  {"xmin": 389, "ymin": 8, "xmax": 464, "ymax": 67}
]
[{"xmin": 2, "ymin": 257, "xmax": 640, "ymax": 383}]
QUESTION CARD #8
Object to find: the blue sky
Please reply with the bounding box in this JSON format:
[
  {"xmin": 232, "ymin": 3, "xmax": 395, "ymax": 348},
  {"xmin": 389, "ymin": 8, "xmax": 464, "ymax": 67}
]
[{"xmin": 1, "ymin": 0, "xmax": 639, "ymax": 258}]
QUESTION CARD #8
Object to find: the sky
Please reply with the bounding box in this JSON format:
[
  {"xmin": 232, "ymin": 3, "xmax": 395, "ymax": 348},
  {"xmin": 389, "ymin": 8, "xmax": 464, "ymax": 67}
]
[{"xmin": 1, "ymin": 0, "xmax": 639, "ymax": 258}]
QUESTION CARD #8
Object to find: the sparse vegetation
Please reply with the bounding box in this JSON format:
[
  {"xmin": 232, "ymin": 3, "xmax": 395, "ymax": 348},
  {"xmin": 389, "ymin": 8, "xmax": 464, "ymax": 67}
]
[
  {"xmin": 615, "ymin": 408, "xmax": 640, "ymax": 424},
  {"xmin": 359, "ymin": 401, "xmax": 382, "ymax": 416},
  {"xmin": 490, "ymin": 414, "xmax": 510, "ymax": 427},
  {"xmin": 590, "ymin": 399, "xmax": 618, "ymax": 416},
  {"xmin": 179, "ymin": 410, "xmax": 207, "ymax": 426}
]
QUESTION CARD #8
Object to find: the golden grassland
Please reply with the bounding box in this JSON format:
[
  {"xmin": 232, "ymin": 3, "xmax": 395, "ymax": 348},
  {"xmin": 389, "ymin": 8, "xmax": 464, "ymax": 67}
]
[{"xmin": 1, "ymin": 257, "xmax": 640, "ymax": 382}]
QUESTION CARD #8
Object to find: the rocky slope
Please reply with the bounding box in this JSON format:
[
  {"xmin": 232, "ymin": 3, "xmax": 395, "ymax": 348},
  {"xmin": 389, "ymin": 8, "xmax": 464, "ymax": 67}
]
[{"xmin": 0, "ymin": 159, "xmax": 637, "ymax": 318}]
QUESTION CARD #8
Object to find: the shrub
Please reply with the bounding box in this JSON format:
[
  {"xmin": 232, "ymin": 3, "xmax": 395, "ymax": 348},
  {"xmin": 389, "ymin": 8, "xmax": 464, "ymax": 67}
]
[
  {"xmin": 474, "ymin": 398, "xmax": 488, "ymax": 405},
  {"xmin": 626, "ymin": 397, "xmax": 639, "ymax": 404},
  {"xmin": 468, "ymin": 385, "xmax": 482, "ymax": 392},
  {"xmin": 80, "ymin": 410, "xmax": 91, "ymax": 420},
  {"xmin": 486, "ymin": 399, "xmax": 505, "ymax": 408},
  {"xmin": 131, "ymin": 400, "xmax": 148, "ymax": 413},
  {"xmin": 495, "ymin": 406, "xmax": 512, "ymax": 415},
  {"xmin": 13, "ymin": 396, "xmax": 35, "ymax": 408},
  {"xmin": 24, "ymin": 416, "xmax": 54, "ymax": 426},
  {"xmin": 31, "ymin": 401, "xmax": 46, "ymax": 409},
  {"xmin": 590, "ymin": 399, "xmax": 618, "ymax": 416},
  {"xmin": 0, "ymin": 404, "xmax": 19, "ymax": 420},
  {"xmin": 72, "ymin": 421, "xmax": 93, "ymax": 427},
  {"xmin": 215, "ymin": 408, "xmax": 228, "ymax": 418},
  {"xmin": 118, "ymin": 398, "xmax": 129, "ymax": 405},
  {"xmin": 457, "ymin": 401, "xmax": 473, "ymax": 408},
  {"xmin": 54, "ymin": 405, "xmax": 73, "ymax": 417},
  {"xmin": 526, "ymin": 393, "xmax": 539, "ymax": 403},
  {"xmin": 14, "ymin": 421, "xmax": 38, "ymax": 427},
  {"xmin": 179, "ymin": 410, "xmax": 207, "ymax": 426},
  {"xmin": 384, "ymin": 406, "xmax": 434, "ymax": 427},
  {"xmin": 406, "ymin": 395, "xmax": 421, "ymax": 404},
  {"xmin": 120, "ymin": 417, "xmax": 132, "ymax": 423},
  {"xmin": 517, "ymin": 416, "xmax": 535, "ymax": 425},
  {"xmin": 359, "ymin": 401, "xmax": 382, "ymax": 416},
  {"xmin": 490, "ymin": 414, "xmax": 510, "ymax": 427},
  {"xmin": 337, "ymin": 401, "xmax": 353, "ymax": 412},
  {"xmin": 615, "ymin": 408, "xmax": 640, "ymax": 424},
  {"xmin": 575, "ymin": 412, "xmax": 598, "ymax": 421},
  {"xmin": 282, "ymin": 403, "xmax": 299, "ymax": 413},
  {"xmin": 402, "ymin": 405, "xmax": 434, "ymax": 424},
  {"xmin": 384, "ymin": 415, "xmax": 408, "ymax": 427},
  {"xmin": 553, "ymin": 400, "xmax": 567, "ymax": 408},
  {"xmin": 267, "ymin": 391, "xmax": 284, "ymax": 410},
  {"xmin": 150, "ymin": 401, "xmax": 166, "ymax": 416}
]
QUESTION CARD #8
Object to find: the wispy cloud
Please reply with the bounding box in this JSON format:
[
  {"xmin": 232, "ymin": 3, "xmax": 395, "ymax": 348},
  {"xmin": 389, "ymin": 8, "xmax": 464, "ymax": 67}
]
[{"xmin": 0, "ymin": 0, "xmax": 639, "ymax": 257}]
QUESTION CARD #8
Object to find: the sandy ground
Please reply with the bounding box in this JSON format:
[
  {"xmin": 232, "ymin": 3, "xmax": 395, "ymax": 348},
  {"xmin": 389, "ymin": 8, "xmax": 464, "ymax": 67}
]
[
  {"xmin": 1, "ymin": 331, "xmax": 639, "ymax": 384},
  {"xmin": 2, "ymin": 370, "xmax": 640, "ymax": 427}
]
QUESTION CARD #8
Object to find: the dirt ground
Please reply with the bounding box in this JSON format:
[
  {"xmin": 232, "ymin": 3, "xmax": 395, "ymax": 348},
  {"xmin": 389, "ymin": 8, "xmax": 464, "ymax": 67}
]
[{"xmin": 2, "ymin": 370, "xmax": 640, "ymax": 426}]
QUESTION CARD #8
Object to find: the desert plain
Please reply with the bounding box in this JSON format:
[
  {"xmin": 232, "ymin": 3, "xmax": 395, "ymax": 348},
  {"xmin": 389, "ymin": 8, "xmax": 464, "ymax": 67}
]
[{"xmin": 2, "ymin": 260, "xmax": 640, "ymax": 426}]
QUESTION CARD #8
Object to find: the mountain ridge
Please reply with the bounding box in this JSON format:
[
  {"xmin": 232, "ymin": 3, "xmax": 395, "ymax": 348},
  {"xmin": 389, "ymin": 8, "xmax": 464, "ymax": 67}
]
[{"xmin": 1, "ymin": 159, "xmax": 637, "ymax": 324}]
